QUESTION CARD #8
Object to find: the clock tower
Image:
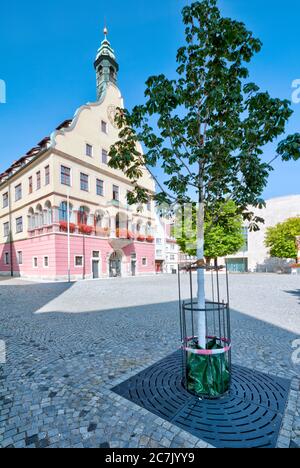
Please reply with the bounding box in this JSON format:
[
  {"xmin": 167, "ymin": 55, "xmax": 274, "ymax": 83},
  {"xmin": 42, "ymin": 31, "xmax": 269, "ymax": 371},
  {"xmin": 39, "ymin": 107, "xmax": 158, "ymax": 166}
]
[{"xmin": 94, "ymin": 27, "xmax": 119, "ymax": 101}]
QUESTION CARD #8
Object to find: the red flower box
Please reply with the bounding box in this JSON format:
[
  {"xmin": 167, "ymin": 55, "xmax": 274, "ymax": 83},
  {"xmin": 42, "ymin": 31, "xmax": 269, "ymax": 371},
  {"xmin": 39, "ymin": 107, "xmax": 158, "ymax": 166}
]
[
  {"xmin": 78, "ymin": 224, "xmax": 93, "ymax": 235},
  {"xmin": 116, "ymin": 229, "xmax": 135, "ymax": 240},
  {"xmin": 59, "ymin": 221, "xmax": 76, "ymax": 233},
  {"xmin": 137, "ymin": 235, "xmax": 145, "ymax": 242},
  {"xmin": 116, "ymin": 228, "xmax": 126, "ymax": 238},
  {"xmin": 146, "ymin": 235, "xmax": 154, "ymax": 242}
]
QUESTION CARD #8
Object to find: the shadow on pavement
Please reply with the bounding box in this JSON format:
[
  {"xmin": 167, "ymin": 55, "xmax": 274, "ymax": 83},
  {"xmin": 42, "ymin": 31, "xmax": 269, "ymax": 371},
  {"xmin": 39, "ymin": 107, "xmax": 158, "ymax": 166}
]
[{"xmin": 284, "ymin": 289, "xmax": 300, "ymax": 305}]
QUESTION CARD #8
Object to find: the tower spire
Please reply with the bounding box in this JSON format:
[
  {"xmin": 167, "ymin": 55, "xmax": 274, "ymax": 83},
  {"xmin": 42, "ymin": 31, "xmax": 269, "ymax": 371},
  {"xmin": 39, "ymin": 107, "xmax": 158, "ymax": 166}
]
[{"xmin": 94, "ymin": 24, "xmax": 119, "ymax": 100}]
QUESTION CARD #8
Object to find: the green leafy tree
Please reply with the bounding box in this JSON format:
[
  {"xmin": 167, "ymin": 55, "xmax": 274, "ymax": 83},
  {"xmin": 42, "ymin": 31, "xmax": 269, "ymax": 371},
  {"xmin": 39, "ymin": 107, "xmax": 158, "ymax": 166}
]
[
  {"xmin": 265, "ymin": 218, "xmax": 300, "ymax": 261},
  {"xmin": 176, "ymin": 201, "xmax": 245, "ymax": 263},
  {"xmin": 109, "ymin": 0, "xmax": 299, "ymax": 348}
]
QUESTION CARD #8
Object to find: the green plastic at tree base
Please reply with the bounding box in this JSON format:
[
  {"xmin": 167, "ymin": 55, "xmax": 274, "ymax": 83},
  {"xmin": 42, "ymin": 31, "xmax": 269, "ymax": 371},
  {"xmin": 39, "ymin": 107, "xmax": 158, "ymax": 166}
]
[{"xmin": 186, "ymin": 339, "xmax": 230, "ymax": 398}]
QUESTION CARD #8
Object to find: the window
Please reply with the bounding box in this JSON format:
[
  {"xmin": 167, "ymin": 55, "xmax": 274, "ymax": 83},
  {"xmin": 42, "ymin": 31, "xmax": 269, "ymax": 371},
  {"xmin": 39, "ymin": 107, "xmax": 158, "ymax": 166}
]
[
  {"xmin": 126, "ymin": 190, "xmax": 131, "ymax": 206},
  {"xmin": 110, "ymin": 67, "xmax": 116, "ymax": 82},
  {"xmin": 28, "ymin": 176, "xmax": 33, "ymax": 194},
  {"xmin": 96, "ymin": 179, "xmax": 104, "ymax": 196},
  {"xmin": 44, "ymin": 256, "xmax": 49, "ymax": 267},
  {"xmin": 156, "ymin": 250, "xmax": 163, "ymax": 256},
  {"xmin": 113, "ymin": 185, "xmax": 119, "ymax": 201},
  {"xmin": 3, "ymin": 222, "xmax": 9, "ymax": 237},
  {"xmin": 86, "ymin": 144, "xmax": 93, "ymax": 157},
  {"xmin": 93, "ymin": 251, "xmax": 100, "ymax": 258},
  {"xmin": 239, "ymin": 227, "xmax": 249, "ymax": 252},
  {"xmin": 16, "ymin": 217, "xmax": 23, "ymax": 233},
  {"xmin": 147, "ymin": 200, "xmax": 151, "ymax": 211},
  {"xmin": 4, "ymin": 252, "xmax": 10, "ymax": 265},
  {"xmin": 2, "ymin": 192, "xmax": 8, "ymax": 208},
  {"xmin": 75, "ymin": 256, "xmax": 83, "ymax": 267},
  {"xmin": 45, "ymin": 166, "xmax": 50, "ymax": 185},
  {"xmin": 156, "ymin": 238, "xmax": 162, "ymax": 245},
  {"xmin": 59, "ymin": 201, "xmax": 69, "ymax": 221},
  {"xmin": 101, "ymin": 120, "xmax": 107, "ymax": 134},
  {"xmin": 17, "ymin": 251, "xmax": 23, "ymax": 265},
  {"xmin": 78, "ymin": 206, "xmax": 88, "ymax": 225},
  {"xmin": 33, "ymin": 257, "xmax": 38, "ymax": 268},
  {"xmin": 36, "ymin": 171, "xmax": 41, "ymax": 190},
  {"xmin": 15, "ymin": 184, "xmax": 22, "ymax": 201},
  {"xmin": 80, "ymin": 173, "xmax": 89, "ymax": 192},
  {"xmin": 170, "ymin": 254, "xmax": 175, "ymax": 261},
  {"xmin": 142, "ymin": 257, "xmax": 147, "ymax": 266},
  {"xmin": 61, "ymin": 165, "xmax": 71, "ymax": 186},
  {"xmin": 102, "ymin": 149, "xmax": 108, "ymax": 164}
]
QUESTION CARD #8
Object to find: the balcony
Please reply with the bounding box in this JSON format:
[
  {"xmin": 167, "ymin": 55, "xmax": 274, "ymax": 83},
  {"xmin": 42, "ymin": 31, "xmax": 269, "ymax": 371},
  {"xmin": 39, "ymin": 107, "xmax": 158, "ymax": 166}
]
[
  {"xmin": 28, "ymin": 222, "xmax": 156, "ymax": 244},
  {"xmin": 28, "ymin": 221, "xmax": 110, "ymax": 238},
  {"xmin": 108, "ymin": 229, "xmax": 155, "ymax": 249}
]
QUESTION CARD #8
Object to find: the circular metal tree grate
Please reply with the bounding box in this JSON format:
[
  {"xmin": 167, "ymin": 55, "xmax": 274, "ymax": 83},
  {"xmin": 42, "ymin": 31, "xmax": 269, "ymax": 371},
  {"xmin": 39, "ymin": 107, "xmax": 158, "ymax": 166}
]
[{"xmin": 112, "ymin": 351, "xmax": 291, "ymax": 448}]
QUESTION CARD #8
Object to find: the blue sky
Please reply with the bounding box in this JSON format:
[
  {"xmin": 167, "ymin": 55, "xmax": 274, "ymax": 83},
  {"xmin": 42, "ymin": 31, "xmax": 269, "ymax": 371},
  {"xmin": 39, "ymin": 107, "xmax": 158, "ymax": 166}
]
[{"xmin": 0, "ymin": 0, "xmax": 299, "ymax": 200}]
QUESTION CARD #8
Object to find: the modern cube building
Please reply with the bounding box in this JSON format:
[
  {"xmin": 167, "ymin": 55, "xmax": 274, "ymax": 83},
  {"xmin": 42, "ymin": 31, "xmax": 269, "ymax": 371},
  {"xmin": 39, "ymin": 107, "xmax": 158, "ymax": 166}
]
[
  {"xmin": 0, "ymin": 29, "xmax": 156, "ymax": 281},
  {"xmin": 223, "ymin": 195, "xmax": 300, "ymax": 272}
]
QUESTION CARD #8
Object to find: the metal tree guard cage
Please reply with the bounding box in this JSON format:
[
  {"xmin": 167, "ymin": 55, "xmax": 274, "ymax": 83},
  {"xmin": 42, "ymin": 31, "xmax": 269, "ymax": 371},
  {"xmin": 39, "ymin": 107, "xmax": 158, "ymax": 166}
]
[{"xmin": 178, "ymin": 260, "xmax": 232, "ymax": 399}]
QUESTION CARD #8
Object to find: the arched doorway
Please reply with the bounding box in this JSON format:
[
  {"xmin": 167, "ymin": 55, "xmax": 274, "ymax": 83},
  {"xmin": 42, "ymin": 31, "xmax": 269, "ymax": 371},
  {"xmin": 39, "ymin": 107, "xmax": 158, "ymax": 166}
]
[{"xmin": 109, "ymin": 251, "xmax": 122, "ymax": 278}]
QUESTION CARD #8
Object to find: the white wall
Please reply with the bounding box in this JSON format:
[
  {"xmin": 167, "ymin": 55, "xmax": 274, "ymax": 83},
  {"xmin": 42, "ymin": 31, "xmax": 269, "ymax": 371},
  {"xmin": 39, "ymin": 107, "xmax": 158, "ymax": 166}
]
[{"xmin": 248, "ymin": 195, "xmax": 300, "ymax": 271}]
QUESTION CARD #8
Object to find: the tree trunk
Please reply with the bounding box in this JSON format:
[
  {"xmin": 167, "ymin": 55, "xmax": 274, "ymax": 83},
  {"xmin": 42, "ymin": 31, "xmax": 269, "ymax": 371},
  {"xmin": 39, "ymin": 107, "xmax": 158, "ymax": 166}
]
[{"xmin": 197, "ymin": 202, "xmax": 206, "ymax": 349}]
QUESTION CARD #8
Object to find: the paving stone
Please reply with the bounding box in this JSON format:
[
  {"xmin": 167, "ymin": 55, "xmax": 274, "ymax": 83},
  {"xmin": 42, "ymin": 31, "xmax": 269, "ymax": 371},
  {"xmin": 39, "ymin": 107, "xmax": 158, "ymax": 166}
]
[{"xmin": 0, "ymin": 274, "xmax": 299, "ymax": 448}]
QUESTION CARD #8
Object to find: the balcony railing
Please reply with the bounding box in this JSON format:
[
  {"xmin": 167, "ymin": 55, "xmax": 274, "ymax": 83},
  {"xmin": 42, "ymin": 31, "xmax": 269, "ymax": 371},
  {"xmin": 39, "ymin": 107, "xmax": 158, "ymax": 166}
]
[{"xmin": 28, "ymin": 222, "xmax": 155, "ymax": 242}]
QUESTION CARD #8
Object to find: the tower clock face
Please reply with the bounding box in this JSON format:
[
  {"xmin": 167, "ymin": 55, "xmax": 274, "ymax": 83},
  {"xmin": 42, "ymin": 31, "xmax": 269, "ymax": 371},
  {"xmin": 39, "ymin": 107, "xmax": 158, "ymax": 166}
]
[{"xmin": 107, "ymin": 105, "xmax": 118, "ymax": 128}]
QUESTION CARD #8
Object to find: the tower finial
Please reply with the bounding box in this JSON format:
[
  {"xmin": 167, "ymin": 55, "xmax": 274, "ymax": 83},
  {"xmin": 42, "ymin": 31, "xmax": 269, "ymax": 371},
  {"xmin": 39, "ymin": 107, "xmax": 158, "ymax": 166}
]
[{"xmin": 104, "ymin": 23, "xmax": 108, "ymax": 40}]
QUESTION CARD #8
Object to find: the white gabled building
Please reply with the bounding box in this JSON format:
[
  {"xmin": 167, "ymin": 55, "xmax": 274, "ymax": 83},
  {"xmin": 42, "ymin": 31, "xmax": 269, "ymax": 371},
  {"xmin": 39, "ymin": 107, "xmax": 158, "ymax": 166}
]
[{"xmin": 154, "ymin": 213, "xmax": 180, "ymax": 274}]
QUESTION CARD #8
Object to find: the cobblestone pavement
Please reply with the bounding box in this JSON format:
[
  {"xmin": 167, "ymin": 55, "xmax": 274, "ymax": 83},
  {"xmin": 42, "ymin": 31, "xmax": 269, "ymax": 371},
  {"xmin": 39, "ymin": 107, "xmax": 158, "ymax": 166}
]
[{"xmin": 0, "ymin": 274, "xmax": 299, "ymax": 448}]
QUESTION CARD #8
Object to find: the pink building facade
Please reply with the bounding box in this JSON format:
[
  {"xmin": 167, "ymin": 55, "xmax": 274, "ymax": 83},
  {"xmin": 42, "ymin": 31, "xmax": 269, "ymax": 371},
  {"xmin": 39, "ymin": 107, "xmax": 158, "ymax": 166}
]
[{"xmin": 0, "ymin": 231, "xmax": 155, "ymax": 281}]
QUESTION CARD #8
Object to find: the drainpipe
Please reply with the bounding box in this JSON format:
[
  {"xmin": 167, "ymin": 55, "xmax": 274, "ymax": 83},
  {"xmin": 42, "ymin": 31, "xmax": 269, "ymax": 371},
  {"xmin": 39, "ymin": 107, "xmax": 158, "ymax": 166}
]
[
  {"xmin": 67, "ymin": 191, "xmax": 71, "ymax": 283},
  {"xmin": 8, "ymin": 183, "xmax": 13, "ymax": 277},
  {"xmin": 83, "ymin": 234, "xmax": 86, "ymax": 280}
]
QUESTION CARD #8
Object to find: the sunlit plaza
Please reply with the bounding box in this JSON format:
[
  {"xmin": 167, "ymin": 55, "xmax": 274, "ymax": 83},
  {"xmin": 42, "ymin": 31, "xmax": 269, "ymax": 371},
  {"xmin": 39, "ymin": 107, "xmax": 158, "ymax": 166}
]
[{"xmin": 0, "ymin": 274, "xmax": 299, "ymax": 448}]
